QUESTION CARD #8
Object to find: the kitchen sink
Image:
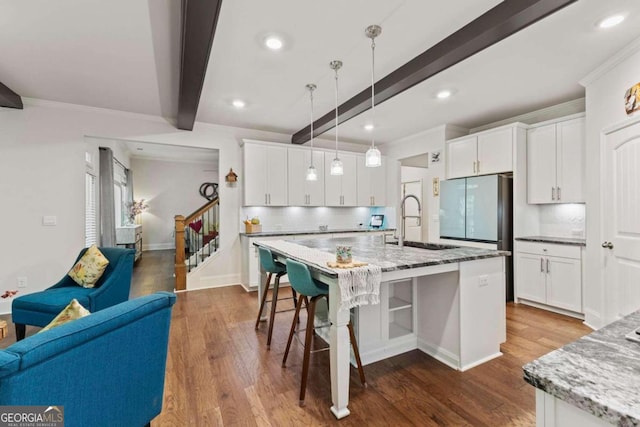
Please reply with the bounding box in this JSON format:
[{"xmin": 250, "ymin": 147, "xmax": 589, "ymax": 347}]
[{"xmin": 385, "ymin": 241, "xmax": 459, "ymax": 250}]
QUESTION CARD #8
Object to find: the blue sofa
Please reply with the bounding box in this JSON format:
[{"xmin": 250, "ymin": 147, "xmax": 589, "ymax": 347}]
[
  {"xmin": 0, "ymin": 292, "xmax": 176, "ymax": 427},
  {"xmin": 12, "ymin": 247, "xmax": 135, "ymax": 340}
]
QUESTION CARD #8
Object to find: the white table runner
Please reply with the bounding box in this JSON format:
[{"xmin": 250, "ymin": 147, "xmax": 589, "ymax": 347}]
[{"xmin": 262, "ymin": 240, "xmax": 381, "ymax": 311}]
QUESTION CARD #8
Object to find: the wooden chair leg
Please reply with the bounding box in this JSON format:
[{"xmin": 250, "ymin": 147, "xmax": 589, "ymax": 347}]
[
  {"xmin": 348, "ymin": 322, "xmax": 367, "ymax": 386},
  {"xmin": 299, "ymin": 296, "xmax": 319, "ymax": 406},
  {"xmin": 266, "ymin": 272, "xmax": 283, "ymax": 349},
  {"xmin": 255, "ymin": 272, "xmax": 272, "ymax": 330},
  {"xmin": 282, "ymin": 295, "xmax": 305, "ymax": 367},
  {"xmin": 15, "ymin": 323, "xmax": 25, "ymax": 341}
]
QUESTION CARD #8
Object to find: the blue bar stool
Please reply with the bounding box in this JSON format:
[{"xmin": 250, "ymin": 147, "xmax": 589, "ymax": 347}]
[
  {"xmin": 254, "ymin": 247, "xmax": 298, "ymax": 349},
  {"xmin": 282, "ymin": 258, "xmax": 366, "ymax": 406}
]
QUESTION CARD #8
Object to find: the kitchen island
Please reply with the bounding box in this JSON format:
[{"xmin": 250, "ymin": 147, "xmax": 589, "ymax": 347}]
[
  {"xmin": 254, "ymin": 235, "xmax": 509, "ymax": 419},
  {"xmin": 524, "ymin": 310, "xmax": 640, "ymax": 426}
]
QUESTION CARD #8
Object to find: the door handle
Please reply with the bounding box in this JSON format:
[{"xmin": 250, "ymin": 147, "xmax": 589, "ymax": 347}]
[
  {"xmin": 473, "ymin": 161, "xmax": 476, "ymax": 174},
  {"xmin": 546, "ymin": 259, "xmax": 550, "ymax": 274},
  {"xmin": 602, "ymin": 241, "xmax": 614, "ymax": 249},
  {"xmin": 540, "ymin": 258, "xmax": 544, "ymax": 273},
  {"xmin": 557, "ymin": 187, "xmax": 561, "ymax": 200},
  {"xmin": 477, "ymin": 160, "xmax": 480, "ymax": 173},
  {"xmin": 265, "ymin": 194, "xmax": 268, "ymax": 205},
  {"xmin": 551, "ymin": 187, "xmax": 556, "ymax": 201}
]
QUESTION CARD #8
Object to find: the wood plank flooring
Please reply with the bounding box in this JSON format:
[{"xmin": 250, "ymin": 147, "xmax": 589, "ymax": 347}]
[{"xmin": 0, "ymin": 250, "xmax": 592, "ymax": 425}]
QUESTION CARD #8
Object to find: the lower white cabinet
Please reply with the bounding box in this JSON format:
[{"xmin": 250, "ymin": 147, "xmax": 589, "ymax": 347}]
[{"xmin": 515, "ymin": 241, "xmax": 582, "ymax": 314}]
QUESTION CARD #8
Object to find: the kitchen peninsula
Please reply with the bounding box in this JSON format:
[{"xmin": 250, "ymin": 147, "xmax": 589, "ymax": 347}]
[{"xmin": 255, "ymin": 235, "xmax": 509, "ymax": 419}]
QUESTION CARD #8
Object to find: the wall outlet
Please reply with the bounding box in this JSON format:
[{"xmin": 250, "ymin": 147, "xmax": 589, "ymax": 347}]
[
  {"xmin": 17, "ymin": 277, "xmax": 27, "ymax": 288},
  {"xmin": 571, "ymin": 229, "xmax": 584, "ymax": 237},
  {"xmin": 42, "ymin": 216, "xmax": 57, "ymax": 226},
  {"xmin": 478, "ymin": 275, "xmax": 489, "ymax": 287}
]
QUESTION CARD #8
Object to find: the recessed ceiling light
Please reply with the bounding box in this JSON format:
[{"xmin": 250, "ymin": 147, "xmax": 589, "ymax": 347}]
[
  {"xmin": 436, "ymin": 90, "xmax": 452, "ymax": 99},
  {"xmin": 598, "ymin": 14, "xmax": 626, "ymax": 29},
  {"xmin": 364, "ymin": 124, "xmax": 374, "ymax": 131},
  {"xmin": 264, "ymin": 36, "xmax": 283, "ymax": 50},
  {"xmin": 232, "ymin": 99, "xmax": 246, "ymax": 109}
]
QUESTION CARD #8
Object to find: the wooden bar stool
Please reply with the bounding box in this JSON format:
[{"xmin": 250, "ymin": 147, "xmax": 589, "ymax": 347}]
[
  {"xmin": 282, "ymin": 258, "xmax": 366, "ymax": 406},
  {"xmin": 254, "ymin": 247, "xmax": 297, "ymax": 349}
]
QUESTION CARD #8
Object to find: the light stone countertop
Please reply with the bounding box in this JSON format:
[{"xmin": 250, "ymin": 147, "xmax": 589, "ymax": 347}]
[
  {"xmin": 255, "ymin": 235, "xmax": 508, "ymax": 278},
  {"xmin": 515, "ymin": 235, "xmax": 586, "ymax": 246},
  {"xmin": 524, "ymin": 310, "xmax": 640, "ymax": 425}
]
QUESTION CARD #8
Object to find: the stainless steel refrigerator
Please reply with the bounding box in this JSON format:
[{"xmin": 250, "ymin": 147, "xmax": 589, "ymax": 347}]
[{"xmin": 439, "ymin": 174, "xmax": 514, "ymax": 301}]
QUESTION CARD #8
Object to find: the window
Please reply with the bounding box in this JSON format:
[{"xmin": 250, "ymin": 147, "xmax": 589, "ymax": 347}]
[
  {"xmin": 113, "ymin": 160, "xmax": 127, "ymax": 226},
  {"xmin": 85, "ymin": 173, "xmax": 97, "ymax": 247}
]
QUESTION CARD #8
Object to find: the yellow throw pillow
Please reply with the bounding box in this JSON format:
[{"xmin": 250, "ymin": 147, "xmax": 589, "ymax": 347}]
[
  {"xmin": 68, "ymin": 245, "xmax": 109, "ymax": 288},
  {"xmin": 39, "ymin": 299, "xmax": 90, "ymax": 333}
]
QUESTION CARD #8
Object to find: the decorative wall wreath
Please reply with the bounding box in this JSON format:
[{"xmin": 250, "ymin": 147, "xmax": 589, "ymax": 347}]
[{"xmin": 199, "ymin": 182, "xmax": 219, "ymax": 201}]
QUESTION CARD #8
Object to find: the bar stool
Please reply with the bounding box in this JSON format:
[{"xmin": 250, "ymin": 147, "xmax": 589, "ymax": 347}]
[
  {"xmin": 282, "ymin": 258, "xmax": 366, "ymax": 406},
  {"xmin": 254, "ymin": 247, "xmax": 298, "ymax": 349}
]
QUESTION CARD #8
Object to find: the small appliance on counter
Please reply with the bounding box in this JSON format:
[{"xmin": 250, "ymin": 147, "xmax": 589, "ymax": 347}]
[{"xmin": 370, "ymin": 214, "xmax": 384, "ymax": 228}]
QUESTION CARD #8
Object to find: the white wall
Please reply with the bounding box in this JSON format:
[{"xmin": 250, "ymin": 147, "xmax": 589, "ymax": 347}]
[
  {"xmin": 0, "ymin": 98, "xmax": 302, "ymax": 310},
  {"xmin": 581, "ymin": 38, "xmax": 640, "ymax": 328},
  {"xmin": 132, "ymin": 157, "xmax": 218, "ymax": 250}
]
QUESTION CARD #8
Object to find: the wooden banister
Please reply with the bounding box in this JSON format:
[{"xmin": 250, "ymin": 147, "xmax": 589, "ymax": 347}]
[
  {"xmin": 174, "ymin": 197, "xmax": 219, "ymax": 291},
  {"xmin": 184, "ymin": 197, "xmax": 219, "ymax": 224},
  {"xmin": 174, "ymin": 215, "xmax": 187, "ymax": 291}
]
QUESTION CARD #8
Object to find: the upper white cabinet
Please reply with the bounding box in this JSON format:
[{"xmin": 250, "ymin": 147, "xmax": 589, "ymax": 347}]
[
  {"xmin": 325, "ymin": 153, "xmax": 357, "ymax": 206},
  {"xmin": 287, "ymin": 148, "xmax": 325, "ymax": 206},
  {"xmin": 527, "ymin": 116, "xmax": 585, "ymax": 204},
  {"xmin": 446, "ymin": 126, "xmax": 515, "ymax": 179},
  {"xmin": 243, "ymin": 143, "xmax": 288, "ymax": 206},
  {"xmin": 356, "ymin": 156, "xmax": 386, "ymax": 206}
]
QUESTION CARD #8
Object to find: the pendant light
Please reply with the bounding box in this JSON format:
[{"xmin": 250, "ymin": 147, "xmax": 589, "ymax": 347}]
[
  {"xmin": 365, "ymin": 25, "xmax": 382, "ymax": 168},
  {"xmin": 305, "ymin": 83, "xmax": 318, "ymax": 181},
  {"xmin": 329, "ymin": 60, "xmax": 344, "ymax": 176}
]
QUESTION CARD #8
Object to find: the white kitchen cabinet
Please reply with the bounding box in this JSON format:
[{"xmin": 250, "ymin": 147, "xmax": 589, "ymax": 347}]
[
  {"xmin": 515, "ymin": 241, "xmax": 582, "ymax": 314},
  {"xmin": 446, "ymin": 125, "xmax": 515, "ymax": 179},
  {"xmin": 287, "ymin": 148, "xmax": 325, "ymax": 206},
  {"xmin": 527, "ymin": 116, "xmax": 585, "ymax": 204},
  {"xmin": 356, "ymin": 155, "xmax": 386, "ymax": 206},
  {"xmin": 243, "ymin": 143, "xmax": 288, "ymax": 206},
  {"xmin": 325, "ymin": 153, "xmax": 357, "ymax": 206}
]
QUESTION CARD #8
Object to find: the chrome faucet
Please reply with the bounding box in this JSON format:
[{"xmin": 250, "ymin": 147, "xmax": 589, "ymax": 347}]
[{"xmin": 399, "ymin": 194, "xmax": 422, "ymax": 248}]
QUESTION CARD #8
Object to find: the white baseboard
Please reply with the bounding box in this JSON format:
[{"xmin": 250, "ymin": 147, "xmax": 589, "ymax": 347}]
[
  {"xmin": 417, "ymin": 338, "xmax": 460, "ymax": 371},
  {"xmin": 516, "ymin": 299, "xmax": 584, "ymax": 320},
  {"xmin": 143, "ymin": 243, "xmax": 174, "ymax": 251},
  {"xmin": 459, "ymin": 352, "xmax": 503, "ymax": 372},
  {"xmin": 188, "ymin": 273, "xmax": 241, "ymax": 290}
]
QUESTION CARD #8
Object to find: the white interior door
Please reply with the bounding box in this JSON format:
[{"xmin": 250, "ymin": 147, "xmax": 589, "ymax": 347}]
[
  {"xmin": 604, "ymin": 119, "xmax": 640, "ymax": 320},
  {"xmin": 402, "ymin": 180, "xmax": 422, "ymax": 242}
]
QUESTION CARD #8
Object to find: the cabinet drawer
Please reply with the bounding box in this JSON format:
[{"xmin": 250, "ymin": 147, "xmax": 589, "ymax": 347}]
[{"xmin": 515, "ymin": 241, "xmax": 580, "ymax": 259}]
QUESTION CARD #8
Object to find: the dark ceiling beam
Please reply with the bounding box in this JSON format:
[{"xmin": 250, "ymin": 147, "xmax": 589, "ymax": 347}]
[
  {"xmin": 177, "ymin": 0, "xmax": 223, "ymax": 130},
  {"xmin": 292, "ymin": 0, "xmax": 577, "ymax": 144},
  {"xmin": 0, "ymin": 81, "xmax": 23, "ymax": 109}
]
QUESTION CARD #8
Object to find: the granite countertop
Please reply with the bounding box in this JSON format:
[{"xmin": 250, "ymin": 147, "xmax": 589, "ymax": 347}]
[
  {"xmin": 255, "ymin": 235, "xmax": 509, "ymax": 278},
  {"xmin": 239, "ymin": 228, "xmax": 395, "ymax": 237},
  {"xmin": 515, "ymin": 235, "xmax": 586, "ymax": 246},
  {"xmin": 523, "ymin": 310, "xmax": 640, "ymax": 425}
]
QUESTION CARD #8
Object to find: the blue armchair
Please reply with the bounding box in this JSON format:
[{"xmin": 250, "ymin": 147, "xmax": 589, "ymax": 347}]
[
  {"xmin": 0, "ymin": 292, "xmax": 176, "ymax": 427},
  {"xmin": 12, "ymin": 247, "xmax": 135, "ymax": 340}
]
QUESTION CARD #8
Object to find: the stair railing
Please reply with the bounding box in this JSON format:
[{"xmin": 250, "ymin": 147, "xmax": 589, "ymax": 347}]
[{"xmin": 174, "ymin": 197, "xmax": 219, "ymax": 291}]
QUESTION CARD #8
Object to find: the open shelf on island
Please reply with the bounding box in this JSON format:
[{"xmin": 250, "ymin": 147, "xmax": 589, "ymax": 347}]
[
  {"xmin": 389, "ymin": 322, "xmax": 412, "ymax": 339},
  {"xmin": 389, "ymin": 296, "xmax": 412, "ymax": 312}
]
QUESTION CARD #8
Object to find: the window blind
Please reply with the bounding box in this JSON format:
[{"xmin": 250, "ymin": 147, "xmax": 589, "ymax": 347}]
[{"xmin": 85, "ymin": 173, "xmax": 97, "ymax": 247}]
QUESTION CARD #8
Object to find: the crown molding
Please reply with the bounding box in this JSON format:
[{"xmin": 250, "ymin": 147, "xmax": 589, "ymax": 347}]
[{"xmin": 580, "ymin": 36, "xmax": 640, "ymax": 87}]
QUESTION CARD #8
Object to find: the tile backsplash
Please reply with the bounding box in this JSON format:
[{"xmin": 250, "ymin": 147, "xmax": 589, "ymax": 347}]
[
  {"xmin": 241, "ymin": 206, "xmax": 396, "ymax": 232},
  {"xmin": 538, "ymin": 204, "xmax": 585, "ymax": 238}
]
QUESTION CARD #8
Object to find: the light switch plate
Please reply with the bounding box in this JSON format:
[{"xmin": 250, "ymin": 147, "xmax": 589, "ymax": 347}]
[{"xmin": 42, "ymin": 216, "xmax": 57, "ymax": 226}]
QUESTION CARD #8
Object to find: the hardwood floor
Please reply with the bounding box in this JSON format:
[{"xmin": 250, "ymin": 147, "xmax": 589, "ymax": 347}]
[
  {"xmin": 153, "ymin": 287, "xmax": 591, "ymax": 426},
  {"xmin": 0, "ymin": 251, "xmax": 592, "ymax": 425}
]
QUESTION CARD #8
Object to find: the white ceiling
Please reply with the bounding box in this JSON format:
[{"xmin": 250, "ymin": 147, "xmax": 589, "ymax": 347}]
[{"xmin": 2, "ymin": 1, "xmax": 640, "ymax": 145}]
